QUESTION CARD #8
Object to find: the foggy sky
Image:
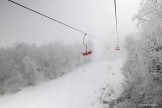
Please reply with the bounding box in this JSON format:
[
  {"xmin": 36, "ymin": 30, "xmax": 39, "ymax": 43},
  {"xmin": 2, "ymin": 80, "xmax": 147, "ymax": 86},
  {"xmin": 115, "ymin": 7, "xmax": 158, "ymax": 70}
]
[{"xmin": 0, "ymin": 0, "xmax": 141, "ymax": 47}]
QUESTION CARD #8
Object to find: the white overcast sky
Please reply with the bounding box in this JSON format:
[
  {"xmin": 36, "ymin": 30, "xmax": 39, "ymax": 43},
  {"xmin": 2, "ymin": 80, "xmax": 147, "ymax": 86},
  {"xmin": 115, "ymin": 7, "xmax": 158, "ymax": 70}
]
[{"xmin": 0, "ymin": 0, "xmax": 141, "ymax": 47}]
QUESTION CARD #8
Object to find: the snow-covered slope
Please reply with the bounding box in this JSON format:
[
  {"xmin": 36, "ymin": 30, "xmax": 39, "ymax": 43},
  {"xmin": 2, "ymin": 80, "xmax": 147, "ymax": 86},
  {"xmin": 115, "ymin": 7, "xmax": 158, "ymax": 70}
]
[{"xmin": 0, "ymin": 58, "xmax": 124, "ymax": 108}]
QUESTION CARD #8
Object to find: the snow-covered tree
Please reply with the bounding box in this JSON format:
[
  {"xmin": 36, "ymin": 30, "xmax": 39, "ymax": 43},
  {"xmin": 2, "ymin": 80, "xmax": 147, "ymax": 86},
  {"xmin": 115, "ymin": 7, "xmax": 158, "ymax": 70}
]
[
  {"xmin": 101, "ymin": 0, "xmax": 162, "ymax": 107},
  {"xmin": 0, "ymin": 41, "xmax": 92, "ymax": 95}
]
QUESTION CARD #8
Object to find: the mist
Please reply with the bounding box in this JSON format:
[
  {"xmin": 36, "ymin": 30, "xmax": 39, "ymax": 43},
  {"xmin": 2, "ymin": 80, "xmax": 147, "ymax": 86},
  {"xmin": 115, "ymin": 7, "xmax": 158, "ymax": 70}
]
[
  {"xmin": 1, "ymin": 1, "xmax": 162, "ymax": 108},
  {"xmin": 0, "ymin": 0, "xmax": 141, "ymax": 60}
]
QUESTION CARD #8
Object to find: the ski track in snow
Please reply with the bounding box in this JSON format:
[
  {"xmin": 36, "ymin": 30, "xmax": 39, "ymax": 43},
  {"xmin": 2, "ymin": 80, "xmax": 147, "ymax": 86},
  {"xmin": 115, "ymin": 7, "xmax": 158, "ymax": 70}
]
[{"xmin": 0, "ymin": 58, "xmax": 125, "ymax": 108}]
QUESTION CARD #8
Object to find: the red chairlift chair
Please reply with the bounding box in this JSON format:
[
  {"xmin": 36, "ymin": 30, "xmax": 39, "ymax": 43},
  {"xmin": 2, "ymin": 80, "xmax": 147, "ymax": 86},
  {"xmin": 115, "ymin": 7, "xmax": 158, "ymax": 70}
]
[
  {"xmin": 82, "ymin": 50, "xmax": 92, "ymax": 56},
  {"xmin": 82, "ymin": 33, "xmax": 92, "ymax": 56}
]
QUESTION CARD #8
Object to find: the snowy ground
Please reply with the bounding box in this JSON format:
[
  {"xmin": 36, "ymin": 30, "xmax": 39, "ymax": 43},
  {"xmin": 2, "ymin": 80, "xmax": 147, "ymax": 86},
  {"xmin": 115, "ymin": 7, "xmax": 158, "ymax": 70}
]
[{"xmin": 0, "ymin": 58, "xmax": 125, "ymax": 108}]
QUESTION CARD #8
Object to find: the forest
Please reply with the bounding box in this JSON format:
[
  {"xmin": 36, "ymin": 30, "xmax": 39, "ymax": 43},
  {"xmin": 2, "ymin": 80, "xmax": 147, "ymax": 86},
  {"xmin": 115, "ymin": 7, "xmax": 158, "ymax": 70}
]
[{"xmin": 0, "ymin": 41, "xmax": 93, "ymax": 95}]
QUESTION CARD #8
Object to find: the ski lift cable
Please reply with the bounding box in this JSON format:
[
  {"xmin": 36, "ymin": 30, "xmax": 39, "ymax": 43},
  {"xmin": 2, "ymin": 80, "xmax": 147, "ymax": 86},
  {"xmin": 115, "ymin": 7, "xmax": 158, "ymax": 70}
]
[
  {"xmin": 8, "ymin": 0, "xmax": 109, "ymax": 43},
  {"xmin": 114, "ymin": 0, "xmax": 120, "ymax": 46}
]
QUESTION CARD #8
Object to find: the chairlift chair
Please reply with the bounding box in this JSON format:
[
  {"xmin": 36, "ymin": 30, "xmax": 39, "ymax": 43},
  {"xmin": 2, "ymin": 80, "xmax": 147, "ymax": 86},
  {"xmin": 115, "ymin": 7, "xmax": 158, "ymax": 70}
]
[
  {"xmin": 114, "ymin": 0, "xmax": 120, "ymax": 51},
  {"xmin": 115, "ymin": 42, "xmax": 120, "ymax": 50},
  {"xmin": 82, "ymin": 50, "xmax": 92, "ymax": 56},
  {"xmin": 82, "ymin": 33, "xmax": 92, "ymax": 56},
  {"xmin": 115, "ymin": 46, "xmax": 120, "ymax": 50}
]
